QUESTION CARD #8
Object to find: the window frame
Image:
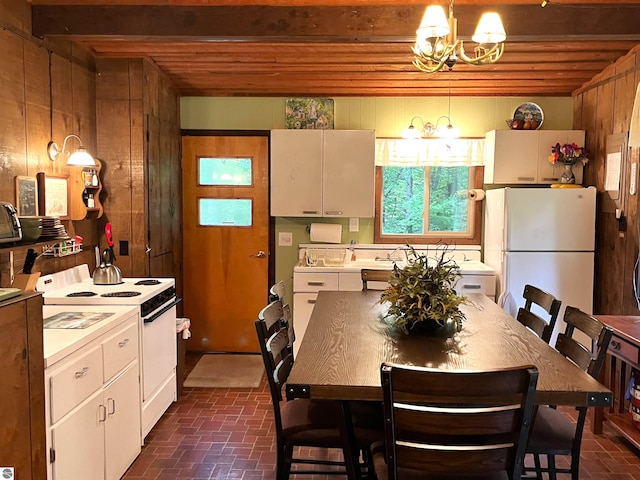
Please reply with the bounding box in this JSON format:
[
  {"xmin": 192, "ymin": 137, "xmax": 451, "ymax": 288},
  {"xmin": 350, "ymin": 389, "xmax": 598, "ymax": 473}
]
[{"xmin": 373, "ymin": 166, "xmax": 483, "ymax": 245}]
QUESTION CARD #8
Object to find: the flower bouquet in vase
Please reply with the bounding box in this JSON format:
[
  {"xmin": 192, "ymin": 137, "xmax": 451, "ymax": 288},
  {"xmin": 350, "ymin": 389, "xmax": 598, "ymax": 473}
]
[{"xmin": 548, "ymin": 143, "xmax": 589, "ymax": 184}]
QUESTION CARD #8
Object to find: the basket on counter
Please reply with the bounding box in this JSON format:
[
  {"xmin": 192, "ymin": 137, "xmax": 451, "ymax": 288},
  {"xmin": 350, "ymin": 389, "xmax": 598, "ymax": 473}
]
[{"xmin": 306, "ymin": 248, "xmax": 348, "ymax": 267}]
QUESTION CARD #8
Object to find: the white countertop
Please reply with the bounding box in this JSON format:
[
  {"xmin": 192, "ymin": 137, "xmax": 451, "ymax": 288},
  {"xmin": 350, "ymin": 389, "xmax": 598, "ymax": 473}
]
[
  {"xmin": 294, "ymin": 259, "xmax": 495, "ymax": 275},
  {"xmin": 43, "ymin": 304, "xmax": 139, "ymax": 368}
]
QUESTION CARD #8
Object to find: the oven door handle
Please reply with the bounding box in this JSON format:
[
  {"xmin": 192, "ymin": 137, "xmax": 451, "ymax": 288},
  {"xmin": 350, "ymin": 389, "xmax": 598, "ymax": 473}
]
[{"xmin": 143, "ymin": 298, "xmax": 182, "ymax": 323}]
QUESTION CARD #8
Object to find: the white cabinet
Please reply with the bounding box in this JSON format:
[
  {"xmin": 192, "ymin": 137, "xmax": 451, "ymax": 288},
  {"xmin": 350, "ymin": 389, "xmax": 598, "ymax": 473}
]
[
  {"xmin": 270, "ymin": 129, "xmax": 376, "ymax": 217},
  {"xmin": 46, "ymin": 315, "xmax": 141, "ymax": 480},
  {"xmin": 484, "ymin": 130, "xmax": 585, "ymax": 185}
]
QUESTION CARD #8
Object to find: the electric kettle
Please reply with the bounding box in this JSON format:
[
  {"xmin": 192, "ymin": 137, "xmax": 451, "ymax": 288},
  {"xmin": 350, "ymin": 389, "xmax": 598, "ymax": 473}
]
[{"xmin": 93, "ymin": 248, "xmax": 123, "ymax": 285}]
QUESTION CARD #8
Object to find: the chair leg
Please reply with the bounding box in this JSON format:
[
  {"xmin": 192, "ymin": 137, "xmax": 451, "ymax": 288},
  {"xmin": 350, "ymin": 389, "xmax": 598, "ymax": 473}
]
[
  {"xmin": 278, "ymin": 443, "xmax": 293, "ymax": 480},
  {"xmin": 547, "ymin": 454, "xmax": 557, "ymax": 480},
  {"xmin": 571, "ymin": 453, "xmax": 580, "ymax": 480}
]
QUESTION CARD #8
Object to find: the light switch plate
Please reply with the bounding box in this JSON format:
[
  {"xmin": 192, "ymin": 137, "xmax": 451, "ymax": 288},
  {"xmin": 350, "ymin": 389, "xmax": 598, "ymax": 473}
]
[
  {"xmin": 349, "ymin": 218, "xmax": 359, "ymax": 232},
  {"xmin": 278, "ymin": 232, "xmax": 293, "ymax": 247}
]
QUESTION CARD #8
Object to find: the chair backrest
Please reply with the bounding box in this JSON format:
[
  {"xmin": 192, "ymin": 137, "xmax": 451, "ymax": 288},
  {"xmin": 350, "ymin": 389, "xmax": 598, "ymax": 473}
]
[
  {"xmin": 361, "ymin": 269, "xmax": 392, "ymax": 291},
  {"xmin": 516, "ymin": 284, "xmax": 561, "ymax": 343},
  {"xmin": 269, "ymin": 280, "xmax": 286, "ymax": 301},
  {"xmin": 257, "ymin": 300, "xmax": 285, "ymax": 338},
  {"xmin": 258, "ymin": 299, "xmax": 295, "ymax": 347},
  {"xmin": 555, "ymin": 306, "xmax": 613, "ymax": 378},
  {"xmin": 380, "ymin": 363, "xmax": 539, "ymax": 480},
  {"xmin": 255, "ymin": 318, "xmax": 294, "ymax": 410}
]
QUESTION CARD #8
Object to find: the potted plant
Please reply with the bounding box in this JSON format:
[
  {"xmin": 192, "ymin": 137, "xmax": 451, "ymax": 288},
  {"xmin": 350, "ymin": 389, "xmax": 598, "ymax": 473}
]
[{"xmin": 379, "ymin": 245, "xmax": 468, "ymax": 335}]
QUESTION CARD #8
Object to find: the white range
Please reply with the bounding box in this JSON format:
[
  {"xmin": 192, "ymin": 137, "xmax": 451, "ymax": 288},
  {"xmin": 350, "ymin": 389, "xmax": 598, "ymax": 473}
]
[{"xmin": 38, "ymin": 265, "xmax": 179, "ymax": 439}]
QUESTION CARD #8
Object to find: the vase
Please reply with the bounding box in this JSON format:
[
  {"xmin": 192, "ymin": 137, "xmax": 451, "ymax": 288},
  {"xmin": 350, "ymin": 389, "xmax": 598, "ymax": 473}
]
[{"xmin": 561, "ymin": 163, "xmax": 575, "ymax": 184}]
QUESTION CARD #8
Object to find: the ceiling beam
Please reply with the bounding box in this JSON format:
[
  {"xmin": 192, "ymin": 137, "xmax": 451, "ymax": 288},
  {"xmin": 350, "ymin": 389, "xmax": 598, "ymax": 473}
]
[{"xmin": 32, "ymin": 4, "xmax": 640, "ymax": 42}]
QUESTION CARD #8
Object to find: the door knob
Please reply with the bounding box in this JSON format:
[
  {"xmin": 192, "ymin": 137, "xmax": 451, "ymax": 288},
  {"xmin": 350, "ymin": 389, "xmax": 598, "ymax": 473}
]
[{"xmin": 250, "ymin": 250, "xmax": 266, "ymax": 258}]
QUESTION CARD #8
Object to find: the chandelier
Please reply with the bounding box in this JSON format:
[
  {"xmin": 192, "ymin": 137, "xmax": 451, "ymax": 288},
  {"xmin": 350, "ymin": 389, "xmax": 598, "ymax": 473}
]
[{"xmin": 412, "ymin": 0, "xmax": 506, "ymax": 73}]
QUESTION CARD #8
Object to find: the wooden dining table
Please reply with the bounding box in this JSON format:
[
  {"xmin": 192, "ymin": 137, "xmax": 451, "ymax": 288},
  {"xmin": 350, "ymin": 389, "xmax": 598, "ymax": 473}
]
[
  {"xmin": 287, "ymin": 291, "xmax": 612, "ymax": 407},
  {"xmin": 286, "ymin": 291, "xmax": 613, "ymax": 480}
]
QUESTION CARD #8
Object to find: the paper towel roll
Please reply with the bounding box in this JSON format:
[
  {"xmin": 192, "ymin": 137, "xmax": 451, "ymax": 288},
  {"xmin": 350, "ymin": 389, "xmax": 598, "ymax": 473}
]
[
  {"xmin": 467, "ymin": 189, "xmax": 486, "ymax": 201},
  {"xmin": 309, "ymin": 223, "xmax": 342, "ymax": 243}
]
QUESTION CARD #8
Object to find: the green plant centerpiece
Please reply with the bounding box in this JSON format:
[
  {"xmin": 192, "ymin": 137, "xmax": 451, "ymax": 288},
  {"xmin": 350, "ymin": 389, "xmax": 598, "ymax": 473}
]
[{"xmin": 379, "ymin": 246, "xmax": 468, "ymax": 335}]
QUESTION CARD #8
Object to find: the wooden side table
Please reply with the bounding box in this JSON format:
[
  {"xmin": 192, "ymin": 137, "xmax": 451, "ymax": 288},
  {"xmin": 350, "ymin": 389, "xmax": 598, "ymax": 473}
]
[{"xmin": 594, "ymin": 315, "xmax": 640, "ymax": 450}]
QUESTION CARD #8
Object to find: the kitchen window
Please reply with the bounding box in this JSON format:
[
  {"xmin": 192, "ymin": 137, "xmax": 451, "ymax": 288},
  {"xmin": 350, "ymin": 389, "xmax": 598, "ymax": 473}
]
[{"xmin": 374, "ymin": 165, "xmax": 482, "ymax": 245}]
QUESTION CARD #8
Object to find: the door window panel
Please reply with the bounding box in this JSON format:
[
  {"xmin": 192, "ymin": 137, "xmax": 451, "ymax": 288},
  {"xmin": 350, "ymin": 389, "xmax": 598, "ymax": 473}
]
[
  {"xmin": 199, "ymin": 198, "xmax": 252, "ymax": 226},
  {"xmin": 198, "ymin": 157, "xmax": 252, "ymax": 186}
]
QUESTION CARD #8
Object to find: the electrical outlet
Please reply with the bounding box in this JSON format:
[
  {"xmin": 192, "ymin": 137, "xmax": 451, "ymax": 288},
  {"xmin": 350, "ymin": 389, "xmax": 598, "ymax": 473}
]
[
  {"xmin": 278, "ymin": 232, "xmax": 293, "ymax": 247},
  {"xmin": 119, "ymin": 240, "xmax": 129, "ymax": 256},
  {"xmin": 349, "ymin": 218, "xmax": 359, "ymax": 232}
]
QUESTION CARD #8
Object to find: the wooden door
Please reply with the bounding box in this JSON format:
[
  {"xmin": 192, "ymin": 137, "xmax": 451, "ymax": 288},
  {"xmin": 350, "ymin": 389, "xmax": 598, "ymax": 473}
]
[{"xmin": 182, "ymin": 136, "xmax": 269, "ymax": 352}]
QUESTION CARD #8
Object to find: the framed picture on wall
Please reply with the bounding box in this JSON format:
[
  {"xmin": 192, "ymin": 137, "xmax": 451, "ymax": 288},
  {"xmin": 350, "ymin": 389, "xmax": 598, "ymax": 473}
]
[
  {"xmin": 285, "ymin": 98, "xmax": 334, "ymax": 129},
  {"xmin": 15, "ymin": 176, "xmax": 39, "ymax": 216},
  {"xmin": 37, "ymin": 172, "xmax": 70, "ymax": 220}
]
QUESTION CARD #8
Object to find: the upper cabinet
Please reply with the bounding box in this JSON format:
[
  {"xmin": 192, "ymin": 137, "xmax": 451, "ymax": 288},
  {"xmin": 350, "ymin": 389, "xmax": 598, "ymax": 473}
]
[
  {"xmin": 484, "ymin": 130, "xmax": 585, "ymax": 185},
  {"xmin": 270, "ymin": 129, "xmax": 376, "ymax": 217}
]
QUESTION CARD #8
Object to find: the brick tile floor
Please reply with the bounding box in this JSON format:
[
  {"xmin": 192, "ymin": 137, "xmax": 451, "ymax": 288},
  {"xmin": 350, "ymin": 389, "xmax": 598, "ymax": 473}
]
[{"xmin": 122, "ymin": 353, "xmax": 640, "ymax": 480}]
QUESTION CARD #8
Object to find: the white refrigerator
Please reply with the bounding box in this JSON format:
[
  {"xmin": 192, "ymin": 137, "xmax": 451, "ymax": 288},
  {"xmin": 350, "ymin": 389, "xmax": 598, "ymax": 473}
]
[{"xmin": 483, "ymin": 187, "xmax": 597, "ymax": 345}]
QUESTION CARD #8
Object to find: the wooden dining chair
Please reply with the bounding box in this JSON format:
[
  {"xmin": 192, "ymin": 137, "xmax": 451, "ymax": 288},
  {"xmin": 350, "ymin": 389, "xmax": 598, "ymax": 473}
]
[
  {"xmin": 517, "ymin": 284, "xmax": 562, "ymax": 344},
  {"xmin": 361, "ymin": 269, "xmax": 392, "ymax": 291},
  {"xmin": 254, "ymin": 317, "xmax": 382, "ymax": 480},
  {"xmin": 372, "ymin": 363, "xmax": 539, "ymax": 480},
  {"xmin": 524, "ymin": 306, "xmax": 613, "ymax": 480}
]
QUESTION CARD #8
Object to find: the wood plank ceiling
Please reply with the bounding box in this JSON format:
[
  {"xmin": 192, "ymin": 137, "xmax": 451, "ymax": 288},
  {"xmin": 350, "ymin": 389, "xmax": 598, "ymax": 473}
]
[{"xmin": 30, "ymin": 0, "xmax": 640, "ymax": 97}]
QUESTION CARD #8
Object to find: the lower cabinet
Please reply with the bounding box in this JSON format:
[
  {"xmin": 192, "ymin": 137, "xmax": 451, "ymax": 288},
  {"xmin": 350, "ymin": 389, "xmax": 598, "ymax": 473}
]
[{"xmin": 46, "ymin": 316, "xmax": 141, "ymax": 480}]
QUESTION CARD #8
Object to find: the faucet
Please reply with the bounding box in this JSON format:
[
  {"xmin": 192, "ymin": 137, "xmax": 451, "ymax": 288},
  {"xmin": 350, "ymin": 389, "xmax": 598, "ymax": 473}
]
[{"xmin": 376, "ymin": 247, "xmax": 407, "ymax": 262}]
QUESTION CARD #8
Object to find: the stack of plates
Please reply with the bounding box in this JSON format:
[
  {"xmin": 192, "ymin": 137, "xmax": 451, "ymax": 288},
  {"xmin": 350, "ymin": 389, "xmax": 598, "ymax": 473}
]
[{"xmin": 39, "ymin": 217, "xmax": 68, "ymax": 240}]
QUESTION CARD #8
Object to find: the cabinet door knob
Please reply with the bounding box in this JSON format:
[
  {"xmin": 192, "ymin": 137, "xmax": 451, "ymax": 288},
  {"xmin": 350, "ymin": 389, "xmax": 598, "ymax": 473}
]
[
  {"xmin": 118, "ymin": 338, "xmax": 130, "ymax": 348},
  {"xmin": 74, "ymin": 367, "xmax": 90, "ymax": 379}
]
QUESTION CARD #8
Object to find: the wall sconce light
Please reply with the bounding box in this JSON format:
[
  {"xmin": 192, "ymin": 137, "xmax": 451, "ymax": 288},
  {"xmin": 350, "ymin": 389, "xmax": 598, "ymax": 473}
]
[
  {"xmin": 402, "ymin": 115, "xmax": 459, "ymax": 140},
  {"xmin": 47, "ymin": 134, "xmax": 96, "ymax": 166}
]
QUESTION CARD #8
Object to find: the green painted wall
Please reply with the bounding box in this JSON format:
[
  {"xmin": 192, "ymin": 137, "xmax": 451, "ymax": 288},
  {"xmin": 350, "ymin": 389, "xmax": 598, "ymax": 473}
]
[{"xmin": 181, "ymin": 96, "xmax": 574, "ymax": 304}]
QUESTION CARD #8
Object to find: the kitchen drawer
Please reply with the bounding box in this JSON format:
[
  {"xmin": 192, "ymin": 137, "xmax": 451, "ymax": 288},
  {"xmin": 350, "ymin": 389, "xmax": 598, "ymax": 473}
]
[
  {"xmin": 293, "ymin": 272, "xmax": 339, "ymax": 292},
  {"xmin": 456, "ymin": 275, "xmax": 496, "ymax": 296},
  {"xmin": 338, "ymin": 272, "xmax": 364, "ymax": 291},
  {"xmin": 102, "ymin": 319, "xmax": 139, "ymax": 383},
  {"xmin": 609, "ymin": 335, "xmax": 640, "ymax": 365},
  {"xmin": 49, "ymin": 345, "xmax": 103, "ymax": 424}
]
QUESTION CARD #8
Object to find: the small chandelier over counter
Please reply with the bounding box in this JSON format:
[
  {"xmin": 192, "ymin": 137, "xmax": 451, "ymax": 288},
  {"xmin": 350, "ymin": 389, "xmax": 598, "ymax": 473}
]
[
  {"xmin": 412, "ymin": 0, "xmax": 506, "ymax": 73},
  {"xmin": 402, "ymin": 116, "xmax": 459, "ymax": 140}
]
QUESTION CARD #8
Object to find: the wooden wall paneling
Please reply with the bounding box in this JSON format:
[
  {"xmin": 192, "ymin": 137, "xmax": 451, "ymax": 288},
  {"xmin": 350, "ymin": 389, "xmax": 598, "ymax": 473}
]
[
  {"xmin": 0, "ymin": 28, "xmax": 27, "ymax": 199},
  {"xmin": 23, "ymin": 42, "xmax": 53, "ymax": 172},
  {"xmin": 0, "ymin": 0, "xmax": 28, "ymax": 32},
  {"xmin": 170, "ymin": 123, "xmax": 182, "ymax": 304},
  {"xmin": 146, "ymin": 114, "xmax": 162, "ymax": 270},
  {"xmin": 143, "ymin": 60, "xmax": 159, "ymax": 118},
  {"xmin": 130, "ymin": 98, "xmax": 146, "ymax": 276},
  {"xmin": 613, "ymin": 57, "xmax": 640, "ymax": 314},
  {"xmin": 96, "ymin": 97, "xmax": 134, "ymax": 275},
  {"xmin": 95, "ymin": 58, "xmax": 131, "ymax": 100},
  {"xmin": 599, "ymin": 81, "xmax": 625, "ymax": 314},
  {"xmin": 71, "ymin": 61, "xmax": 97, "ymax": 154}
]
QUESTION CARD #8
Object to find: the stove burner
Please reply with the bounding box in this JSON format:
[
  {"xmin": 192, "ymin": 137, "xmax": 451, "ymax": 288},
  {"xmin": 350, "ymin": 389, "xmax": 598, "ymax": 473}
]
[
  {"xmin": 67, "ymin": 291, "xmax": 98, "ymax": 297},
  {"xmin": 101, "ymin": 291, "xmax": 142, "ymax": 298},
  {"xmin": 134, "ymin": 279, "xmax": 161, "ymax": 286}
]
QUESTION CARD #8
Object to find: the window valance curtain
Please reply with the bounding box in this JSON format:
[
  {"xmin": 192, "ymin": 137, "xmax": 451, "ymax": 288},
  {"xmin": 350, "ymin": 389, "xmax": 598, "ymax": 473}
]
[{"xmin": 375, "ymin": 138, "xmax": 485, "ymax": 167}]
